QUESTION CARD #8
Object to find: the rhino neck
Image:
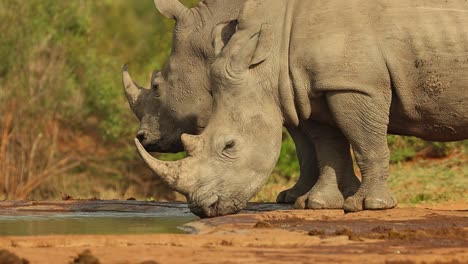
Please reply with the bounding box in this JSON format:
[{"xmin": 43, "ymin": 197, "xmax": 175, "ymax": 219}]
[{"xmin": 232, "ymin": 0, "xmax": 299, "ymax": 126}]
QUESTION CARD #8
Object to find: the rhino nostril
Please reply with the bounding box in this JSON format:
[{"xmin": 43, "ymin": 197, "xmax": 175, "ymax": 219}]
[
  {"xmin": 208, "ymin": 201, "xmax": 218, "ymax": 210},
  {"xmin": 136, "ymin": 130, "xmax": 148, "ymax": 142}
]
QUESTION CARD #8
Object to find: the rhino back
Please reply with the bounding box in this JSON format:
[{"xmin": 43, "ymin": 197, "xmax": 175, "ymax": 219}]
[{"xmin": 287, "ymin": 0, "xmax": 468, "ymax": 141}]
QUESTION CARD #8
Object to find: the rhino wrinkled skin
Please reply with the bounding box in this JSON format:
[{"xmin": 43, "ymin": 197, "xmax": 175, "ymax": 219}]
[
  {"xmin": 131, "ymin": 0, "xmax": 468, "ymax": 217},
  {"xmin": 124, "ymin": 0, "xmax": 360, "ymax": 215}
]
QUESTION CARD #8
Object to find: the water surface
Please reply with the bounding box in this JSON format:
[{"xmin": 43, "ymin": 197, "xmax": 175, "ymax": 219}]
[{"xmin": 0, "ymin": 212, "xmax": 197, "ymax": 236}]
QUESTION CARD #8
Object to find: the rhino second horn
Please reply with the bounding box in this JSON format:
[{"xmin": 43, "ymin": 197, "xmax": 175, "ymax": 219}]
[
  {"xmin": 134, "ymin": 138, "xmax": 194, "ymax": 195},
  {"xmin": 154, "ymin": 0, "xmax": 190, "ymax": 21},
  {"xmin": 181, "ymin": 134, "xmax": 202, "ymax": 155},
  {"xmin": 122, "ymin": 65, "xmax": 143, "ymax": 112}
]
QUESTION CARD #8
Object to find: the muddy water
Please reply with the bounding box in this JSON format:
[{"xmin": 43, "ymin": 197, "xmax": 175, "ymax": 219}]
[{"xmin": 0, "ymin": 213, "xmax": 197, "ymax": 236}]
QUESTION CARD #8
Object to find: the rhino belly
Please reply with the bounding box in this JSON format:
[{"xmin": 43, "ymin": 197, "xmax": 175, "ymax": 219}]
[
  {"xmin": 386, "ymin": 55, "xmax": 468, "ymax": 142},
  {"xmin": 388, "ymin": 95, "xmax": 468, "ymax": 142}
]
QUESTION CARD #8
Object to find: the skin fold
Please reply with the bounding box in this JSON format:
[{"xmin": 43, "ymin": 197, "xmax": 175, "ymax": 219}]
[{"xmin": 135, "ymin": 0, "xmax": 468, "ymax": 217}]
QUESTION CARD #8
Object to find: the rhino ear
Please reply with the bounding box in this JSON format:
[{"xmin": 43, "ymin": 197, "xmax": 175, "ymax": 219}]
[
  {"xmin": 229, "ymin": 24, "xmax": 273, "ymax": 72},
  {"xmin": 154, "ymin": 0, "xmax": 189, "ymax": 20},
  {"xmin": 250, "ymin": 24, "xmax": 273, "ymax": 65},
  {"xmin": 212, "ymin": 20, "xmax": 238, "ymax": 57}
]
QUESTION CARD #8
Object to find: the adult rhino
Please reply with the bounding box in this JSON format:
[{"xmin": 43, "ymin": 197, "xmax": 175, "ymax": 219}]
[
  {"xmin": 123, "ymin": 0, "xmax": 360, "ymax": 209},
  {"xmin": 135, "ymin": 0, "xmax": 468, "ymax": 217}
]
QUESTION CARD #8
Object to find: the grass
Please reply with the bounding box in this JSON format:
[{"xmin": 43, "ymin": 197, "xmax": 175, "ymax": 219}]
[
  {"xmin": 253, "ymin": 146, "xmax": 468, "ymax": 206},
  {"xmin": 388, "ymin": 152, "xmax": 467, "ymax": 205}
]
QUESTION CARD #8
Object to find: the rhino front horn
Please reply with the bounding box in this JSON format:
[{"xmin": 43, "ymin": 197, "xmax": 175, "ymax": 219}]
[
  {"xmin": 134, "ymin": 138, "xmax": 196, "ymax": 195},
  {"xmin": 122, "ymin": 65, "xmax": 143, "ymax": 114}
]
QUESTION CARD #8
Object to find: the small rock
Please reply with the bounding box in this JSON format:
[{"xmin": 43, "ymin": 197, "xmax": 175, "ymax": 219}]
[
  {"xmin": 69, "ymin": 249, "xmax": 100, "ymax": 264},
  {"xmin": 61, "ymin": 193, "xmax": 73, "ymax": 201},
  {"xmin": 0, "ymin": 249, "xmax": 29, "ymax": 264},
  {"xmin": 140, "ymin": 261, "xmax": 160, "ymax": 264},
  {"xmin": 334, "ymin": 226, "xmax": 353, "ymax": 236},
  {"xmin": 308, "ymin": 229, "xmax": 325, "ymax": 236},
  {"xmin": 254, "ymin": 220, "xmax": 273, "ymax": 228}
]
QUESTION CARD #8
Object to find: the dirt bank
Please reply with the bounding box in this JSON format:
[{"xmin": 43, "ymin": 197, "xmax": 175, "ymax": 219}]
[{"xmin": 0, "ymin": 202, "xmax": 466, "ymax": 264}]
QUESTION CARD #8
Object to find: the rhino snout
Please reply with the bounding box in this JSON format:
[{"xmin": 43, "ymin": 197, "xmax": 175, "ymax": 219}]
[
  {"xmin": 188, "ymin": 194, "xmax": 244, "ymax": 218},
  {"xmin": 136, "ymin": 129, "xmax": 155, "ymax": 143},
  {"xmin": 136, "ymin": 129, "xmax": 184, "ymax": 153},
  {"xmin": 136, "ymin": 129, "xmax": 159, "ymax": 144},
  {"xmin": 136, "ymin": 129, "xmax": 162, "ymax": 151}
]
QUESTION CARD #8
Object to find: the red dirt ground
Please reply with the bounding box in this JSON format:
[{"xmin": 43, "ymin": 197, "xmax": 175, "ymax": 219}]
[{"xmin": 0, "ymin": 202, "xmax": 466, "ymax": 264}]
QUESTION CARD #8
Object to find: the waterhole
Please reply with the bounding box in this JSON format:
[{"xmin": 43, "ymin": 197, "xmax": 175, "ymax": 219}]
[{"xmin": 0, "ymin": 212, "xmax": 197, "ymax": 236}]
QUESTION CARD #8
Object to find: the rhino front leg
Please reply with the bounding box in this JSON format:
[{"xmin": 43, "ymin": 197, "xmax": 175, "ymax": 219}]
[
  {"xmin": 295, "ymin": 122, "xmax": 360, "ymax": 209},
  {"xmin": 276, "ymin": 126, "xmax": 319, "ymax": 204},
  {"xmin": 327, "ymin": 92, "xmax": 397, "ymax": 212}
]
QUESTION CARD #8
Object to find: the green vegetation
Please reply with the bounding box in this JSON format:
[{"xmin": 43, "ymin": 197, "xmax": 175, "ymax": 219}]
[
  {"xmin": 0, "ymin": 0, "xmax": 466, "ymax": 205},
  {"xmin": 0, "ymin": 0, "xmax": 187, "ymax": 200}
]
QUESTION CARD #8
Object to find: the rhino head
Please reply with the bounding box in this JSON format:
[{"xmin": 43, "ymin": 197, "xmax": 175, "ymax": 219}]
[
  {"xmin": 123, "ymin": 0, "xmax": 240, "ymax": 153},
  {"xmin": 134, "ymin": 24, "xmax": 283, "ymax": 217}
]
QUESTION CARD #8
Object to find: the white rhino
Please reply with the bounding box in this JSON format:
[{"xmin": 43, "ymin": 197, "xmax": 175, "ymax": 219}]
[
  {"xmin": 135, "ymin": 0, "xmax": 468, "ymax": 217},
  {"xmin": 123, "ymin": 0, "xmax": 360, "ymax": 210}
]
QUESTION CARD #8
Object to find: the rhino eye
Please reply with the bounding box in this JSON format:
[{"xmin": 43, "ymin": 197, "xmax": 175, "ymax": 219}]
[
  {"xmin": 223, "ymin": 140, "xmax": 236, "ymax": 151},
  {"xmin": 220, "ymin": 139, "xmax": 238, "ymax": 159},
  {"xmin": 152, "ymin": 83, "xmax": 161, "ymax": 97}
]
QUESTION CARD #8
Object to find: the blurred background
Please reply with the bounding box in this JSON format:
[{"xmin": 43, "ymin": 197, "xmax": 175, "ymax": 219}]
[{"xmin": 0, "ymin": 0, "xmax": 466, "ymax": 204}]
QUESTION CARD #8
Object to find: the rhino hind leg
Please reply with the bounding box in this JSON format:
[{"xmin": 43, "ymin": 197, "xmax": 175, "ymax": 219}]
[
  {"xmin": 295, "ymin": 123, "xmax": 360, "ymax": 209},
  {"xmin": 327, "ymin": 92, "xmax": 397, "ymax": 212},
  {"xmin": 276, "ymin": 127, "xmax": 319, "ymax": 204}
]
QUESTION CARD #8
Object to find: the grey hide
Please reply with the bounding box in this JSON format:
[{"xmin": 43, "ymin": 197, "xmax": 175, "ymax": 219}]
[
  {"xmin": 123, "ymin": 0, "xmax": 360, "ymax": 213},
  {"xmin": 134, "ymin": 0, "xmax": 468, "ymax": 217}
]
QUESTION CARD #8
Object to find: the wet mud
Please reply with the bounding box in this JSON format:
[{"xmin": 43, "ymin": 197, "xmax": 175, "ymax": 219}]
[{"xmin": 0, "ymin": 201, "xmax": 466, "ymax": 263}]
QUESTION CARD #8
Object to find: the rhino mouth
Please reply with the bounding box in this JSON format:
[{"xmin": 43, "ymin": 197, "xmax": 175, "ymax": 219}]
[
  {"xmin": 138, "ymin": 138, "xmax": 184, "ymax": 153},
  {"xmin": 141, "ymin": 143, "xmax": 182, "ymax": 153},
  {"xmin": 188, "ymin": 194, "xmax": 245, "ymax": 218}
]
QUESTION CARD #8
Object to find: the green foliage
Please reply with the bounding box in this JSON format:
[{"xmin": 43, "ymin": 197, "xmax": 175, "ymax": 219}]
[
  {"xmin": 388, "ymin": 157, "xmax": 468, "ymax": 204},
  {"xmin": 0, "ymin": 0, "xmax": 200, "ymax": 141},
  {"xmin": 387, "ymin": 136, "xmax": 419, "ymax": 163},
  {"xmin": 1, "ymin": 0, "xmax": 466, "ymax": 201},
  {"xmin": 387, "ymin": 136, "xmax": 465, "ymax": 163},
  {"xmin": 272, "ymin": 131, "xmax": 300, "ymax": 182}
]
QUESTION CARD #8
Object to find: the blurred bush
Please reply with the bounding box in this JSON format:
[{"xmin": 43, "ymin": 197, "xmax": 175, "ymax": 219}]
[{"xmin": 0, "ymin": 0, "xmax": 192, "ymax": 199}]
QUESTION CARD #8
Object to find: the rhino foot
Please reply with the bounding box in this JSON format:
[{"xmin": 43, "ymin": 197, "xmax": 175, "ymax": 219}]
[
  {"xmin": 276, "ymin": 187, "xmax": 309, "ymax": 204},
  {"xmin": 343, "ymin": 192, "xmax": 397, "ymax": 212},
  {"xmin": 294, "ymin": 190, "xmax": 344, "ymax": 209},
  {"xmin": 339, "ymin": 174, "xmax": 361, "ymax": 199}
]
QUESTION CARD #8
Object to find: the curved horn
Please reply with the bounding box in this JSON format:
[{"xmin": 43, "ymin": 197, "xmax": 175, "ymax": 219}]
[
  {"xmin": 122, "ymin": 65, "xmax": 143, "ymax": 114},
  {"xmin": 134, "ymin": 139, "xmax": 196, "ymax": 194},
  {"xmin": 154, "ymin": 0, "xmax": 190, "ymax": 21}
]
